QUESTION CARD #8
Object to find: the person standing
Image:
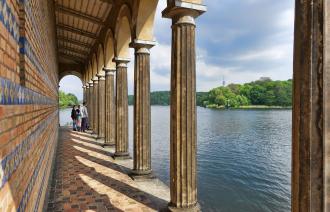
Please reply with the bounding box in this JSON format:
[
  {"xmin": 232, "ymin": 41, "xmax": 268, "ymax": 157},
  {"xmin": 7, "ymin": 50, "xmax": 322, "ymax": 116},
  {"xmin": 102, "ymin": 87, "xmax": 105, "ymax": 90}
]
[
  {"xmin": 71, "ymin": 105, "xmax": 77, "ymax": 131},
  {"xmin": 81, "ymin": 102, "xmax": 89, "ymax": 132},
  {"xmin": 76, "ymin": 105, "xmax": 82, "ymax": 131}
]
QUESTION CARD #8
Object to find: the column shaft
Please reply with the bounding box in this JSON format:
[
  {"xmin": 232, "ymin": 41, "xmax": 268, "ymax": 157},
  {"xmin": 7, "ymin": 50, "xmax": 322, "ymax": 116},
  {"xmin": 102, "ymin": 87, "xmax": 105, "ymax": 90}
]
[
  {"xmin": 88, "ymin": 83, "xmax": 94, "ymax": 130},
  {"xmin": 93, "ymin": 80, "xmax": 99, "ymax": 134},
  {"xmin": 83, "ymin": 86, "xmax": 86, "ymax": 103},
  {"xmin": 114, "ymin": 60, "xmax": 129, "ymax": 157},
  {"xmin": 98, "ymin": 75, "xmax": 106, "ymax": 139},
  {"xmin": 292, "ymin": 1, "xmax": 330, "ymax": 211},
  {"xmin": 133, "ymin": 45, "xmax": 152, "ymax": 175},
  {"xmin": 170, "ymin": 16, "xmax": 197, "ymax": 209},
  {"xmin": 105, "ymin": 69, "xmax": 116, "ymax": 146}
]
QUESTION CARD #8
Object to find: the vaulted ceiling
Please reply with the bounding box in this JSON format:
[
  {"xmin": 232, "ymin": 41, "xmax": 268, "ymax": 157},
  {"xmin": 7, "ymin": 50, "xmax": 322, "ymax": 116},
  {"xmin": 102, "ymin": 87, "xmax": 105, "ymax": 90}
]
[{"xmin": 54, "ymin": 0, "xmax": 112, "ymax": 65}]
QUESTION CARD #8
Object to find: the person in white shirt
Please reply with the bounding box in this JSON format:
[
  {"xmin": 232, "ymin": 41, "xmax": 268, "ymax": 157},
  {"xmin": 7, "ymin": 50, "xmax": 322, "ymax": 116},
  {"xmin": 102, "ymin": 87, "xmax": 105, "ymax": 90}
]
[{"xmin": 80, "ymin": 102, "xmax": 89, "ymax": 132}]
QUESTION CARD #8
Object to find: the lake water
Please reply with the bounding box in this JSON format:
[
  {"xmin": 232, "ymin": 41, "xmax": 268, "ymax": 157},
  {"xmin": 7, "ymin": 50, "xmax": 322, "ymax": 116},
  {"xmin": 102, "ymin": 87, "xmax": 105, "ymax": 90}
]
[{"xmin": 60, "ymin": 106, "xmax": 291, "ymax": 212}]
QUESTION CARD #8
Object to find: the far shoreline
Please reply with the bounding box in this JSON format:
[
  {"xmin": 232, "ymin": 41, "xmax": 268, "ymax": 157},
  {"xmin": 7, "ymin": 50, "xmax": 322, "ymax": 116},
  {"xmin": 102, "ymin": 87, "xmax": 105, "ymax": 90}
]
[
  {"xmin": 60, "ymin": 105, "xmax": 292, "ymax": 110},
  {"xmin": 205, "ymin": 105, "xmax": 292, "ymax": 110}
]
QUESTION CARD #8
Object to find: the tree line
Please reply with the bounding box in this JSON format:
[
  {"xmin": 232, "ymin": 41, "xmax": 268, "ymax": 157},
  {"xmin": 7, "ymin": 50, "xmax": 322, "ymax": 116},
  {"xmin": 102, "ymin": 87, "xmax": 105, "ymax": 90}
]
[
  {"xmin": 200, "ymin": 78, "xmax": 292, "ymax": 108},
  {"xmin": 59, "ymin": 78, "xmax": 292, "ymax": 109},
  {"xmin": 59, "ymin": 91, "xmax": 79, "ymax": 108},
  {"xmin": 129, "ymin": 78, "xmax": 292, "ymax": 108}
]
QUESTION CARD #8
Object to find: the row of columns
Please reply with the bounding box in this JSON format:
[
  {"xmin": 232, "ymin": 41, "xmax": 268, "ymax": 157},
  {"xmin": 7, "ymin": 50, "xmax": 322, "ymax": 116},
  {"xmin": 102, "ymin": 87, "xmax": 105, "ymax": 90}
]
[{"xmin": 82, "ymin": 4, "xmax": 205, "ymax": 211}]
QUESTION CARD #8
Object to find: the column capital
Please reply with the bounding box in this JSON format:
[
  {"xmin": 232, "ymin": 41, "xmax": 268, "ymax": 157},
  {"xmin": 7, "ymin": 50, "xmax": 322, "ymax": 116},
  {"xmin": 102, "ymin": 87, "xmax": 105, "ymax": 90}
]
[
  {"xmin": 82, "ymin": 85, "xmax": 86, "ymax": 89},
  {"xmin": 92, "ymin": 76, "xmax": 98, "ymax": 81},
  {"xmin": 113, "ymin": 57, "xmax": 130, "ymax": 68},
  {"xmin": 85, "ymin": 83, "xmax": 89, "ymax": 88},
  {"xmin": 129, "ymin": 39, "xmax": 156, "ymax": 51},
  {"xmin": 103, "ymin": 67, "xmax": 116, "ymax": 75},
  {"xmin": 97, "ymin": 74, "xmax": 106, "ymax": 81},
  {"xmin": 162, "ymin": 1, "xmax": 206, "ymax": 22}
]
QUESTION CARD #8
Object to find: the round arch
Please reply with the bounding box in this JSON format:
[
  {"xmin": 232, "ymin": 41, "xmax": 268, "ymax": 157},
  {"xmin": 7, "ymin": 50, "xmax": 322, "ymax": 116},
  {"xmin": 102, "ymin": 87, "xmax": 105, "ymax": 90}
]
[
  {"xmin": 59, "ymin": 70, "xmax": 83, "ymax": 82},
  {"xmin": 92, "ymin": 54, "xmax": 98, "ymax": 79},
  {"xmin": 104, "ymin": 29, "xmax": 116, "ymax": 69},
  {"xmin": 97, "ymin": 44, "xmax": 105, "ymax": 74},
  {"xmin": 115, "ymin": 4, "xmax": 133, "ymax": 58},
  {"xmin": 87, "ymin": 62, "xmax": 92, "ymax": 82}
]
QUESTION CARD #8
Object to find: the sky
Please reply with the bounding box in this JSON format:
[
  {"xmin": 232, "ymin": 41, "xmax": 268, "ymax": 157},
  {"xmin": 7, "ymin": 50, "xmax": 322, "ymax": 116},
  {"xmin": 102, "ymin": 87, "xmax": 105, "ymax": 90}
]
[{"xmin": 59, "ymin": 0, "xmax": 295, "ymax": 100}]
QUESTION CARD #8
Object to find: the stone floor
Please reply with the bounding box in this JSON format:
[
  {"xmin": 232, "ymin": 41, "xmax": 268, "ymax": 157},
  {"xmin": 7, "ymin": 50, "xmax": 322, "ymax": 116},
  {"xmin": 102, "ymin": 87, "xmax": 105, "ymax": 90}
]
[{"xmin": 46, "ymin": 127, "xmax": 170, "ymax": 212}]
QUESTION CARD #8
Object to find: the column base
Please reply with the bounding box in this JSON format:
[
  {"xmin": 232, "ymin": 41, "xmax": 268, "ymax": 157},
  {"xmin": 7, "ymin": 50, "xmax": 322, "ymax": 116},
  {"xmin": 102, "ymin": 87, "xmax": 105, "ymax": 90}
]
[
  {"xmin": 102, "ymin": 143, "xmax": 115, "ymax": 148},
  {"xmin": 129, "ymin": 170, "xmax": 156, "ymax": 181},
  {"xmin": 112, "ymin": 152, "xmax": 131, "ymax": 160},
  {"xmin": 88, "ymin": 132, "xmax": 98, "ymax": 139},
  {"xmin": 96, "ymin": 137, "xmax": 105, "ymax": 142},
  {"xmin": 168, "ymin": 203, "xmax": 200, "ymax": 212}
]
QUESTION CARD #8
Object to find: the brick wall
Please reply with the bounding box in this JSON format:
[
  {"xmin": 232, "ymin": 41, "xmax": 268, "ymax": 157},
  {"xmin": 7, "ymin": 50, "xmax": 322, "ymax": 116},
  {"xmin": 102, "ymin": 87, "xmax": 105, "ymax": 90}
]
[{"xmin": 0, "ymin": 0, "xmax": 58, "ymax": 211}]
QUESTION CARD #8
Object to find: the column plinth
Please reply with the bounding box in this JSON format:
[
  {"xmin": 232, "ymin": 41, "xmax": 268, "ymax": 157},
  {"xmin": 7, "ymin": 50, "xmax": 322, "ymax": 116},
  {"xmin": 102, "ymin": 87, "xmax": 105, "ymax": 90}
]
[
  {"xmin": 104, "ymin": 68, "xmax": 116, "ymax": 147},
  {"xmin": 113, "ymin": 58, "xmax": 130, "ymax": 159},
  {"xmin": 97, "ymin": 74, "xmax": 106, "ymax": 140},
  {"xmin": 130, "ymin": 40, "xmax": 155, "ymax": 177},
  {"xmin": 163, "ymin": 3, "xmax": 206, "ymax": 210},
  {"xmin": 92, "ymin": 78, "xmax": 99, "ymax": 135}
]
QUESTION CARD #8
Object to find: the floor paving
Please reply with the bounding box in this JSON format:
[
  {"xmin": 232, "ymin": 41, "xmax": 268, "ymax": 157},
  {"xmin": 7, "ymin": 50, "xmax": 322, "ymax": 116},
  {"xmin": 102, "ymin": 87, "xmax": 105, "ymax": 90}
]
[{"xmin": 46, "ymin": 127, "xmax": 170, "ymax": 212}]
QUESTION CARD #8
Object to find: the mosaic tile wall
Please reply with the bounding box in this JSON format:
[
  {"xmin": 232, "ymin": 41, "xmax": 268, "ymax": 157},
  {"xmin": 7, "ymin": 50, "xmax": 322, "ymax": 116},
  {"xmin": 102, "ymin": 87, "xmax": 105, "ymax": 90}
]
[{"xmin": 0, "ymin": 0, "xmax": 59, "ymax": 211}]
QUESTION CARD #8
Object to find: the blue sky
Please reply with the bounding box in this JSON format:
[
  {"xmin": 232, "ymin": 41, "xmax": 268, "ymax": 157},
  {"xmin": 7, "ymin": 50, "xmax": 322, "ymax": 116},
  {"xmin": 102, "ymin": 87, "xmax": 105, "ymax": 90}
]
[{"xmin": 60, "ymin": 0, "xmax": 295, "ymax": 100}]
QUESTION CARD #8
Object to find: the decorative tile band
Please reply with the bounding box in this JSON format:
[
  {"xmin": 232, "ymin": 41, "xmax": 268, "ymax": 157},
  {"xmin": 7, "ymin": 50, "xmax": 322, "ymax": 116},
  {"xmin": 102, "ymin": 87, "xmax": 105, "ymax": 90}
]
[
  {"xmin": 0, "ymin": 77, "xmax": 57, "ymax": 105},
  {"xmin": 0, "ymin": 111, "xmax": 57, "ymax": 189},
  {"xmin": 17, "ymin": 123, "xmax": 57, "ymax": 212},
  {"xmin": 0, "ymin": 0, "xmax": 20, "ymax": 42}
]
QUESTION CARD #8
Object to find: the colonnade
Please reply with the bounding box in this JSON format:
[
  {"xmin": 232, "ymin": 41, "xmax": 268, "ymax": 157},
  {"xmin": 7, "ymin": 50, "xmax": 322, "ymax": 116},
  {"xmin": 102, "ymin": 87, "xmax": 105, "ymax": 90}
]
[{"xmin": 81, "ymin": 3, "xmax": 206, "ymax": 211}]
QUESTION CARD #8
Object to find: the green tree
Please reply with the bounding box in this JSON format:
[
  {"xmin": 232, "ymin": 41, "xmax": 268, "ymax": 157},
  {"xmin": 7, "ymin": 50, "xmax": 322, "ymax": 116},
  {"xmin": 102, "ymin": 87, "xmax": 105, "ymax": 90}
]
[{"xmin": 59, "ymin": 91, "xmax": 79, "ymax": 108}]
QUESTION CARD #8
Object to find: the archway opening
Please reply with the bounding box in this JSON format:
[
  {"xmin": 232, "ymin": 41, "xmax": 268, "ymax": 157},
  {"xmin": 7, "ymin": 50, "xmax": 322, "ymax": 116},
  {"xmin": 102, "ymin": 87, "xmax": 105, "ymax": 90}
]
[{"xmin": 59, "ymin": 75, "xmax": 83, "ymax": 126}]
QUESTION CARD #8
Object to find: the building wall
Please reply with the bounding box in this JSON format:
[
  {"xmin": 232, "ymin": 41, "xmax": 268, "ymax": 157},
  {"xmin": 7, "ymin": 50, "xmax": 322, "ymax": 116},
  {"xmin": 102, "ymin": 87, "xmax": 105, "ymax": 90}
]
[{"xmin": 0, "ymin": 0, "xmax": 58, "ymax": 211}]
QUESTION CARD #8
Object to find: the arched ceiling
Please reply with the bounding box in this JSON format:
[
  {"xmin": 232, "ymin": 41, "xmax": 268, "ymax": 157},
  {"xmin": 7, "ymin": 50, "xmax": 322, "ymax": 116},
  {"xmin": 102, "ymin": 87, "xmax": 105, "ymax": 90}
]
[{"xmin": 55, "ymin": 0, "xmax": 159, "ymax": 82}]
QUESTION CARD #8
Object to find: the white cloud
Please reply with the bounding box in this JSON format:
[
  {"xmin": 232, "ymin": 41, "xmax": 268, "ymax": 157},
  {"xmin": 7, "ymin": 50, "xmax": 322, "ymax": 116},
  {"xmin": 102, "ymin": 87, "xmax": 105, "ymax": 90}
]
[
  {"xmin": 233, "ymin": 43, "xmax": 292, "ymax": 61},
  {"xmin": 276, "ymin": 8, "xmax": 294, "ymax": 29}
]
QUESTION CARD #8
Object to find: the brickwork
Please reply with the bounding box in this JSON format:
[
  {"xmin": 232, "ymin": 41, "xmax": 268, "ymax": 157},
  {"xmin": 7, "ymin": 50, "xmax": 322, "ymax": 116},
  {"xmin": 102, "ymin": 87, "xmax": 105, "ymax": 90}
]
[{"xmin": 0, "ymin": 0, "xmax": 58, "ymax": 211}]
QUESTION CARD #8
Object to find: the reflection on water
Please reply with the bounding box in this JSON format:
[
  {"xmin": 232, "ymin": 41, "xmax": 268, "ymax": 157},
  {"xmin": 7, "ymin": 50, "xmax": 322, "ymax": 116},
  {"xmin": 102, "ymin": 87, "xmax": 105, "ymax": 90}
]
[{"xmin": 60, "ymin": 106, "xmax": 291, "ymax": 212}]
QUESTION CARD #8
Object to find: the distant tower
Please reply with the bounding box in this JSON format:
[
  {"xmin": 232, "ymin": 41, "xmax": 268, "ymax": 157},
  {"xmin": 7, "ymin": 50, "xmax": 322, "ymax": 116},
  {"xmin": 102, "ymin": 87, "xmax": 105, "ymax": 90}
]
[{"xmin": 222, "ymin": 76, "xmax": 226, "ymax": 87}]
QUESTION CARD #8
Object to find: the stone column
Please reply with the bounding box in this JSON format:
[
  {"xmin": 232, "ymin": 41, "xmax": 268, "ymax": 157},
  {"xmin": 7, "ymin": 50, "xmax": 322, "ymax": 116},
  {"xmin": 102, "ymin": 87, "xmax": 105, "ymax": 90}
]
[
  {"xmin": 85, "ymin": 83, "xmax": 89, "ymax": 104},
  {"xmin": 103, "ymin": 68, "xmax": 116, "ymax": 147},
  {"xmin": 88, "ymin": 82, "xmax": 94, "ymax": 131},
  {"xmin": 85, "ymin": 83, "xmax": 90, "ymax": 130},
  {"xmin": 93, "ymin": 78, "xmax": 99, "ymax": 135},
  {"xmin": 163, "ymin": 3, "xmax": 206, "ymax": 211},
  {"xmin": 97, "ymin": 74, "xmax": 106, "ymax": 140},
  {"xmin": 130, "ymin": 40, "xmax": 155, "ymax": 177},
  {"xmin": 113, "ymin": 58, "xmax": 130, "ymax": 159},
  {"xmin": 83, "ymin": 85, "xmax": 86, "ymax": 103},
  {"xmin": 292, "ymin": 1, "xmax": 330, "ymax": 211}
]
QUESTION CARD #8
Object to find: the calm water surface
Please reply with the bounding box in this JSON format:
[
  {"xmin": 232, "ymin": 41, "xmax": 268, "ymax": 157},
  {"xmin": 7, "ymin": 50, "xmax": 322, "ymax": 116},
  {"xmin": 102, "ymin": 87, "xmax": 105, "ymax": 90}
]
[{"xmin": 60, "ymin": 106, "xmax": 291, "ymax": 212}]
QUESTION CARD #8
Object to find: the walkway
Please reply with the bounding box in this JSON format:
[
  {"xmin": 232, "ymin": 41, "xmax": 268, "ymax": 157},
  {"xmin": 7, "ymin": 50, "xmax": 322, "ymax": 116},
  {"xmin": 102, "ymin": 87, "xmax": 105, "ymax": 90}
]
[{"xmin": 46, "ymin": 127, "xmax": 169, "ymax": 212}]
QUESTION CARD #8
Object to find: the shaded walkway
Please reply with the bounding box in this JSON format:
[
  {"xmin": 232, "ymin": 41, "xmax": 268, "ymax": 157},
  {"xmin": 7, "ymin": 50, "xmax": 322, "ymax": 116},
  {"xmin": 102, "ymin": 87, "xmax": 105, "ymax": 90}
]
[{"xmin": 47, "ymin": 127, "xmax": 169, "ymax": 211}]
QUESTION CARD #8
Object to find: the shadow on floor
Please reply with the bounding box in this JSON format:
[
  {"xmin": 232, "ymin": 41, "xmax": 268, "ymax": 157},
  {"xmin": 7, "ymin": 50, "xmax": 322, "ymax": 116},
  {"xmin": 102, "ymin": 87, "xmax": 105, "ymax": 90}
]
[{"xmin": 47, "ymin": 127, "xmax": 168, "ymax": 211}]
